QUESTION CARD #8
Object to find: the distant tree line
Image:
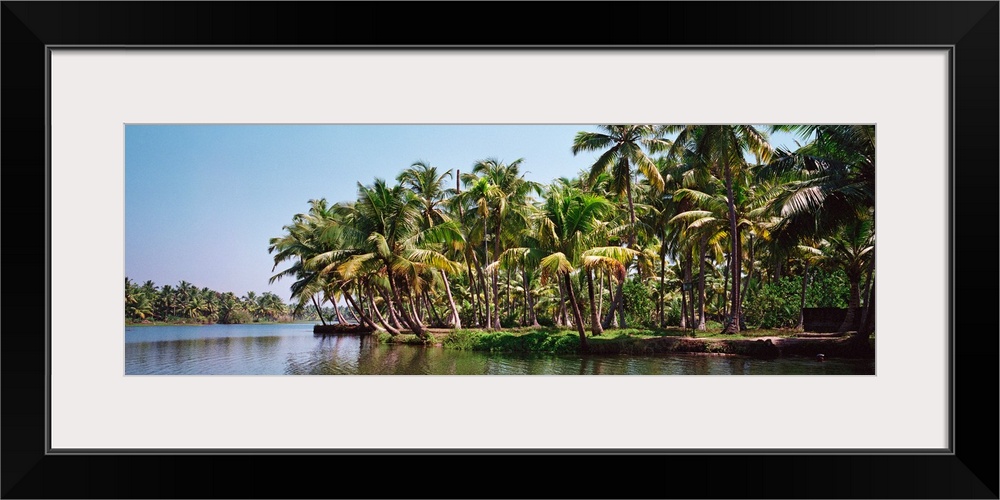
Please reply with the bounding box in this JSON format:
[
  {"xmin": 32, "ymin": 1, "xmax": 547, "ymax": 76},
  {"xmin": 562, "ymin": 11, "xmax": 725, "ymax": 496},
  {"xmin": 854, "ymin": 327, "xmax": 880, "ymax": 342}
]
[{"xmin": 125, "ymin": 278, "xmax": 297, "ymax": 324}]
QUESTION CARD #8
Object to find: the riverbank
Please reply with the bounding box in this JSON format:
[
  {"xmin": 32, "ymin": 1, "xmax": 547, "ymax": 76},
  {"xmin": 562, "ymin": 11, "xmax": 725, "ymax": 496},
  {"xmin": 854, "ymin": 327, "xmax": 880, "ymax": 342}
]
[{"xmin": 377, "ymin": 327, "xmax": 875, "ymax": 360}]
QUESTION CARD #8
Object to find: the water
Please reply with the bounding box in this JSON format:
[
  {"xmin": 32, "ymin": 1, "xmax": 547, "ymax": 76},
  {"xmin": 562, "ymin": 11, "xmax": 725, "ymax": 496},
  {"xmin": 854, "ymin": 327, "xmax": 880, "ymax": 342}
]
[{"xmin": 125, "ymin": 324, "xmax": 875, "ymax": 375}]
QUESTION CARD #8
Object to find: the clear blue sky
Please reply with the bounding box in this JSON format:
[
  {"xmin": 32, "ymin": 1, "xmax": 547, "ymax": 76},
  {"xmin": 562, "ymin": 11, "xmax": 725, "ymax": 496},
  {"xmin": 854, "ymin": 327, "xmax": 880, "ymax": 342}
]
[{"xmin": 125, "ymin": 125, "xmax": 804, "ymax": 301}]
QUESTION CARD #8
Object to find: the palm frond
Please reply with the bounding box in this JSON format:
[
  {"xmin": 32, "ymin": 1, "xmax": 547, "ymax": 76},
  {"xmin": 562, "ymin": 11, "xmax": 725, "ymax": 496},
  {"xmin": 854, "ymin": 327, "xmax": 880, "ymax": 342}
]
[
  {"xmin": 582, "ymin": 245, "xmax": 640, "ymax": 264},
  {"xmin": 539, "ymin": 252, "xmax": 574, "ymax": 283}
]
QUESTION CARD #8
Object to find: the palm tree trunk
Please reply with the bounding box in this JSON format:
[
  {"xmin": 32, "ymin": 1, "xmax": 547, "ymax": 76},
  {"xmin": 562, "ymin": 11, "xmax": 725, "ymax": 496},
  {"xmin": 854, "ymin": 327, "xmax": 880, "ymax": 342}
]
[
  {"xmin": 465, "ymin": 255, "xmax": 479, "ymax": 326},
  {"xmin": 740, "ymin": 235, "xmax": 755, "ymax": 322},
  {"xmin": 342, "ymin": 300, "xmax": 360, "ymax": 324},
  {"xmin": 506, "ymin": 265, "xmax": 512, "ymax": 320},
  {"xmin": 684, "ymin": 252, "xmax": 695, "ymax": 328},
  {"xmin": 679, "ymin": 275, "xmax": 688, "ymax": 329},
  {"xmin": 557, "ymin": 277, "xmax": 569, "ymax": 327},
  {"xmin": 380, "ymin": 276, "xmax": 408, "ymax": 332},
  {"xmin": 478, "ymin": 242, "xmax": 492, "ymax": 329},
  {"xmin": 334, "ymin": 301, "xmax": 346, "ymax": 324},
  {"xmin": 856, "ymin": 278, "xmax": 875, "ymax": 343},
  {"xmin": 416, "ymin": 289, "xmax": 425, "ymax": 324},
  {"xmin": 838, "ymin": 271, "xmax": 862, "ymax": 333},
  {"xmin": 524, "ymin": 267, "xmax": 539, "ymax": 327},
  {"xmin": 400, "ymin": 277, "xmax": 427, "ymax": 339},
  {"xmin": 369, "ymin": 297, "xmax": 400, "ymax": 336},
  {"xmin": 564, "ymin": 272, "xmax": 589, "ymax": 353},
  {"xmin": 734, "ymin": 228, "xmax": 743, "ymax": 330},
  {"xmin": 602, "ymin": 281, "xmax": 623, "ymax": 329},
  {"xmin": 343, "ymin": 288, "xmax": 383, "ymax": 332},
  {"xmin": 469, "ymin": 251, "xmax": 488, "ymax": 328},
  {"xmin": 493, "ymin": 269, "xmax": 501, "ymax": 328},
  {"xmin": 440, "ymin": 270, "xmax": 461, "ymax": 329},
  {"xmin": 380, "ymin": 286, "xmax": 404, "ymax": 331},
  {"xmin": 697, "ymin": 235, "xmax": 708, "ymax": 330},
  {"xmin": 586, "ymin": 269, "xmax": 603, "ymax": 336},
  {"xmin": 721, "ymin": 252, "xmax": 731, "ymax": 320},
  {"xmin": 796, "ymin": 260, "xmax": 810, "ymax": 331},
  {"xmin": 616, "ymin": 165, "xmax": 636, "ymax": 330},
  {"xmin": 625, "ymin": 167, "xmax": 637, "ymax": 249},
  {"xmin": 859, "ymin": 256, "xmax": 875, "ymax": 322},
  {"xmin": 723, "ymin": 168, "xmax": 742, "ymax": 334},
  {"xmin": 423, "ymin": 289, "xmax": 444, "ymax": 327},
  {"xmin": 857, "ymin": 217, "xmax": 876, "ymax": 341},
  {"xmin": 364, "ymin": 289, "xmax": 373, "ymax": 322},
  {"xmin": 310, "ymin": 295, "xmax": 327, "ymax": 326},
  {"xmin": 617, "ymin": 280, "xmax": 627, "ymax": 329},
  {"xmin": 598, "ymin": 268, "xmax": 604, "ymax": 320},
  {"xmin": 521, "ymin": 259, "xmax": 531, "ymax": 326},
  {"xmin": 659, "ymin": 246, "xmax": 667, "ymax": 328},
  {"xmin": 493, "ymin": 219, "xmax": 502, "ymax": 328}
]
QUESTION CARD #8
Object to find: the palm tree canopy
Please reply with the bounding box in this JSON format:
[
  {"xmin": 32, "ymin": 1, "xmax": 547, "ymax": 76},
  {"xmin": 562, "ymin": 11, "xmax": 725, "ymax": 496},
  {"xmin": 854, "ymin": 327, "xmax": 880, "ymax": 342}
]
[{"xmin": 572, "ymin": 125, "xmax": 671, "ymax": 195}]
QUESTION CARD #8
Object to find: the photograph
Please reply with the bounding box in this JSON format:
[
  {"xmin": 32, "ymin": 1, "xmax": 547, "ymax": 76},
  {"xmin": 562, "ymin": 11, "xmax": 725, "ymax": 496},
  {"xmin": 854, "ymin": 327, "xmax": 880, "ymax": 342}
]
[
  {"xmin": 124, "ymin": 124, "xmax": 876, "ymax": 375},
  {"xmin": 3, "ymin": 0, "xmax": 995, "ymax": 497}
]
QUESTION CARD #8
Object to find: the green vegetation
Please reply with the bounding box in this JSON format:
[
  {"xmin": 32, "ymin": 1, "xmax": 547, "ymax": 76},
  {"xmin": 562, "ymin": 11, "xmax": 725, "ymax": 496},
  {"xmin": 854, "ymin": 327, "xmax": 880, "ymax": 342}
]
[
  {"xmin": 443, "ymin": 328, "xmax": 582, "ymax": 354},
  {"xmin": 382, "ymin": 327, "xmax": 838, "ymax": 358},
  {"xmin": 742, "ymin": 268, "xmax": 849, "ymax": 329},
  {"xmin": 258, "ymin": 125, "xmax": 875, "ymax": 353},
  {"xmin": 124, "ymin": 278, "xmax": 302, "ymax": 325}
]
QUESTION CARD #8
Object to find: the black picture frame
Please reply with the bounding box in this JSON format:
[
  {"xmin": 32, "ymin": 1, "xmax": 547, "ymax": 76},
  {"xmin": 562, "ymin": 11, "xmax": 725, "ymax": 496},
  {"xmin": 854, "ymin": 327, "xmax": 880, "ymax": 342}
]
[{"xmin": 2, "ymin": 2, "xmax": 996, "ymax": 498}]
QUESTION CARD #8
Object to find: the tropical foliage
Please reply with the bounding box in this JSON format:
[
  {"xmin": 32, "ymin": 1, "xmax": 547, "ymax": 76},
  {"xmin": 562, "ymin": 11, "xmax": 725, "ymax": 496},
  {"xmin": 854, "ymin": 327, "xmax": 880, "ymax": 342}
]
[
  {"xmin": 257, "ymin": 125, "xmax": 875, "ymax": 349},
  {"xmin": 124, "ymin": 278, "xmax": 294, "ymax": 324}
]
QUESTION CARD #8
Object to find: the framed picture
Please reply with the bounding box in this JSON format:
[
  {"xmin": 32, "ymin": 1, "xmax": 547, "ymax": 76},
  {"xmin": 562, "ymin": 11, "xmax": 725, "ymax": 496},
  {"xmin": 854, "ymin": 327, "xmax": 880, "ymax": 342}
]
[{"xmin": 3, "ymin": 2, "xmax": 996, "ymax": 498}]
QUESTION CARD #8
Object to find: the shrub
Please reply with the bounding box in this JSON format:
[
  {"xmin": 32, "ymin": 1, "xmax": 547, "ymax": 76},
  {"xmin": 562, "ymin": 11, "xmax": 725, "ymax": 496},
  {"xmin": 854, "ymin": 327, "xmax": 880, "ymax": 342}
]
[
  {"xmin": 442, "ymin": 329, "xmax": 580, "ymax": 354},
  {"xmin": 622, "ymin": 279, "xmax": 655, "ymax": 328},
  {"xmin": 742, "ymin": 269, "xmax": 851, "ymax": 328},
  {"xmin": 219, "ymin": 309, "xmax": 252, "ymax": 324}
]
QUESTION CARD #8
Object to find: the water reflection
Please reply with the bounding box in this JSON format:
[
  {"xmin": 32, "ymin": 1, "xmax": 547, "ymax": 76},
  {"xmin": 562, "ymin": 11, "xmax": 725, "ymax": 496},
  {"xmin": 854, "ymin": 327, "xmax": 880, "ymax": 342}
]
[{"xmin": 125, "ymin": 325, "xmax": 875, "ymax": 375}]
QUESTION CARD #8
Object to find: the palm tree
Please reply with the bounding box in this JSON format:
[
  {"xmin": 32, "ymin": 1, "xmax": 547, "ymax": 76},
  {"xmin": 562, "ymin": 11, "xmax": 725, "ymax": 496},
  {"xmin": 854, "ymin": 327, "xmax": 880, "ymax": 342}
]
[
  {"xmin": 452, "ymin": 176, "xmax": 501, "ymax": 328},
  {"xmin": 496, "ymin": 201, "xmax": 547, "ymax": 327},
  {"xmin": 269, "ymin": 198, "xmax": 342, "ymax": 325},
  {"xmin": 398, "ymin": 161, "xmax": 462, "ymax": 328},
  {"xmin": 572, "ymin": 125, "xmax": 671, "ymax": 328},
  {"xmin": 761, "ymin": 125, "xmax": 876, "ymax": 342},
  {"xmin": 455, "ymin": 158, "xmax": 541, "ymax": 329},
  {"xmin": 328, "ymin": 179, "xmax": 463, "ymax": 340},
  {"xmin": 822, "ymin": 217, "xmax": 874, "ymax": 333},
  {"xmin": 397, "ymin": 160, "xmax": 454, "ymax": 227},
  {"xmin": 664, "ymin": 125, "xmax": 773, "ymax": 333},
  {"xmin": 125, "ymin": 278, "xmax": 155, "ymax": 321},
  {"xmin": 790, "ymin": 240, "xmax": 824, "ymax": 331},
  {"xmin": 531, "ymin": 184, "xmax": 637, "ymax": 350}
]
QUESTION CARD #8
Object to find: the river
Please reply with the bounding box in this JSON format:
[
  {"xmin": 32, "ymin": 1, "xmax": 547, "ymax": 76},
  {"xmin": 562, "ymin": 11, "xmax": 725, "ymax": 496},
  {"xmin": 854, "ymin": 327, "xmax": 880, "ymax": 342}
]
[{"xmin": 124, "ymin": 323, "xmax": 875, "ymax": 375}]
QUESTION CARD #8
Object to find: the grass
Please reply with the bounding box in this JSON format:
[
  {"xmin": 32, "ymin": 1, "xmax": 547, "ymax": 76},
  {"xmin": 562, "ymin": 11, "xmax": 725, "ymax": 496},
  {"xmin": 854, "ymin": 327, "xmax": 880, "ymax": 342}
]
[
  {"xmin": 427, "ymin": 322, "xmax": 796, "ymax": 353},
  {"xmin": 366, "ymin": 323, "xmax": 872, "ymax": 358},
  {"xmin": 441, "ymin": 328, "xmax": 581, "ymax": 354}
]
